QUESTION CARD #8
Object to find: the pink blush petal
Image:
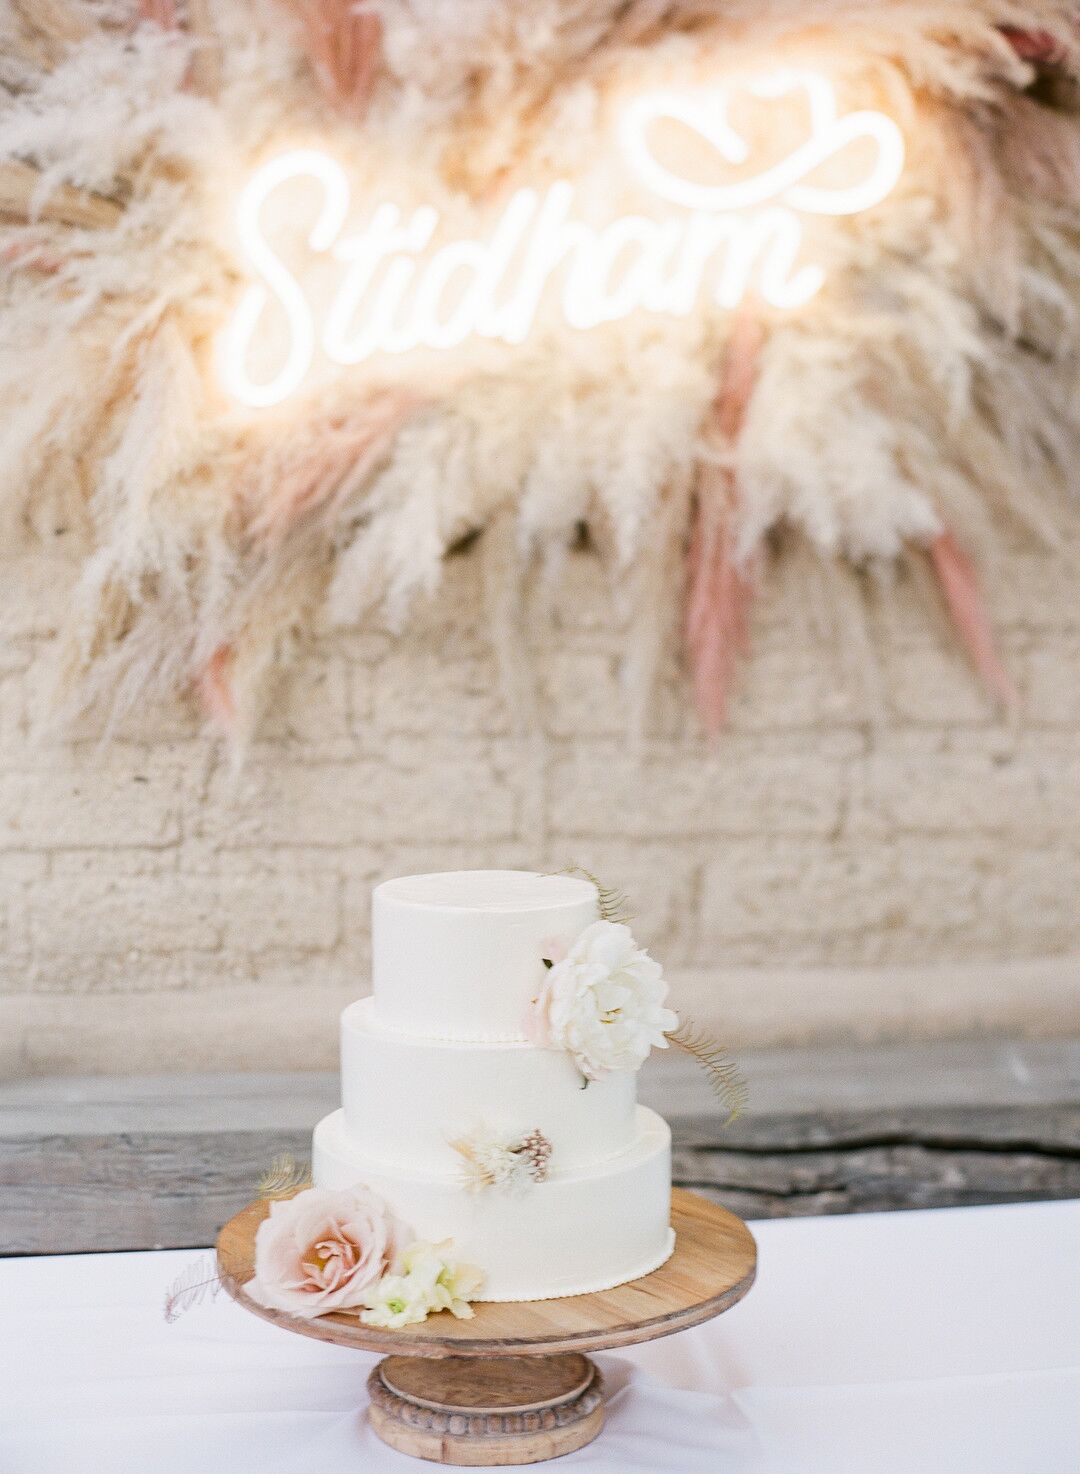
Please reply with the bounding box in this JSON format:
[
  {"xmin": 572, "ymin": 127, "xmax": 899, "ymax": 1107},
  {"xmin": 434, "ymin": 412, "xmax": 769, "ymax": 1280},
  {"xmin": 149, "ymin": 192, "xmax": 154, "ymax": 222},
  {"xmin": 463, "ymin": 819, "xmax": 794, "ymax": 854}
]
[{"xmin": 538, "ymin": 934, "xmax": 569, "ymax": 963}]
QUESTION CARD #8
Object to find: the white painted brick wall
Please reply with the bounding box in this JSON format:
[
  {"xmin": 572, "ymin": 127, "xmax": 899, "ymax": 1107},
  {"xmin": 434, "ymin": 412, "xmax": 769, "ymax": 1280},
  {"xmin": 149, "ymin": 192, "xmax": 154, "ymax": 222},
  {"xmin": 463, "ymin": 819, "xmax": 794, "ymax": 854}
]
[{"xmin": 3, "ymin": 535, "xmax": 1080, "ymax": 1076}]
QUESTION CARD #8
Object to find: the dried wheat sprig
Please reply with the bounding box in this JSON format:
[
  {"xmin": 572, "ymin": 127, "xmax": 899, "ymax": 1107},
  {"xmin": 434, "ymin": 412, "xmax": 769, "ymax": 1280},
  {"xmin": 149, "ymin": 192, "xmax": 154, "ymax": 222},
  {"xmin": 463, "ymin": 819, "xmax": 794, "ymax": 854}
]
[
  {"xmin": 548, "ymin": 863, "xmax": 634, "ymax": 924},
  {"xmin": 667, "ymin": 1021, "xmax": 748, "ymax": 1123},
  {"xmin": 163, "ymin": 1253, "xmax": 223, "ymax": 1323},
  {"xmin": 256, "ymin": 1153, "xmax": 312, "ymax": 1200}
]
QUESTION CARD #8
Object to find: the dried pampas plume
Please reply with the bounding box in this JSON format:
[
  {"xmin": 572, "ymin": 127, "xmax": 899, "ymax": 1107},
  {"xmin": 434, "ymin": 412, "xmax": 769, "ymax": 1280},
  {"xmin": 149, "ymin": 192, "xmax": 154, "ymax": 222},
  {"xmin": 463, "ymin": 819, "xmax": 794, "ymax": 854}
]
[{"xmin": 3, "ymin": 0, "xmax": 1080, "ymax": 744}]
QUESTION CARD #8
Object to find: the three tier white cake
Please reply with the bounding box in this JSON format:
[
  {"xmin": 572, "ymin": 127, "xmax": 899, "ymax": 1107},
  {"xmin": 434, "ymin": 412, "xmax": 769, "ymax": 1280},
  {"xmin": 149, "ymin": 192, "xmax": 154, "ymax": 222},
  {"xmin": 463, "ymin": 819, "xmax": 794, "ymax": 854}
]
[{"xmin": 312, "ymin": 869, "xmax": 676, "ymax": 1301}]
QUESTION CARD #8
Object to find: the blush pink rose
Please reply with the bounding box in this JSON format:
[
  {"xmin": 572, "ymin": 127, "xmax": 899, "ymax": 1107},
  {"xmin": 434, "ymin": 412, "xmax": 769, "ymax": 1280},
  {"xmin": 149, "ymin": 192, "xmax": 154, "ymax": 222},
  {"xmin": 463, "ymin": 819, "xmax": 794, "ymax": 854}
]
[{"xmin": 247, "ymin": 1185, "xmax": 410, "ymax": 1319}]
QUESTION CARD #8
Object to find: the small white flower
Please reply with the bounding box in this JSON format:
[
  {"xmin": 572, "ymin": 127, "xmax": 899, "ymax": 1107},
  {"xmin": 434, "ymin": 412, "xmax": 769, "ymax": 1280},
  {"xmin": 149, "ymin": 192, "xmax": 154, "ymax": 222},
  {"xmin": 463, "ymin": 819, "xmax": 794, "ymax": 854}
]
[
  {"xmin": 359, "ymin": 1239, "xmax": 483, "ymax": 1328},
  {"xmin": 359, "ymin": 1270, "xmax": 431, "ymax": 1328},
  {"xmin": 526, "ymin": 920, "xmax": 678, "ymax": 1079}
]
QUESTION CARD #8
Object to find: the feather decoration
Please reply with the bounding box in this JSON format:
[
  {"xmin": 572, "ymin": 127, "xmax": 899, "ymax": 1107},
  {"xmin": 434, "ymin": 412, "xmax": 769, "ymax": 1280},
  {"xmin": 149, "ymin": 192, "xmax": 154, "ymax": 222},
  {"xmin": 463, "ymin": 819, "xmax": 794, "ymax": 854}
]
[
  {"xmin": 928, "ymin": 529, "xmax": 1017, "ymax": 712},
  {"xmin": 256, "ymin": 1153, "xmax": 313, "ymax": 1200},
  {"xmin": 666, "ymin": 1021, "xmax": 748, "ymax": 1124},
  {"xmin": 163, "ymin": 1253, "xmax": 223, "ymax": 1322}
]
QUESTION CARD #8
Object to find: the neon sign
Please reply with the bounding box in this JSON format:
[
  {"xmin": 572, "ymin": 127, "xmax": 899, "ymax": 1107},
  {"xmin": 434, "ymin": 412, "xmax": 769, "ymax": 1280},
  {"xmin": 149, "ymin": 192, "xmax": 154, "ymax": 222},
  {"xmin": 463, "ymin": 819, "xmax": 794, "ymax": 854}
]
[{"xmin": 219, "ymin": 70, "xmax": 904, "ymax": 408}]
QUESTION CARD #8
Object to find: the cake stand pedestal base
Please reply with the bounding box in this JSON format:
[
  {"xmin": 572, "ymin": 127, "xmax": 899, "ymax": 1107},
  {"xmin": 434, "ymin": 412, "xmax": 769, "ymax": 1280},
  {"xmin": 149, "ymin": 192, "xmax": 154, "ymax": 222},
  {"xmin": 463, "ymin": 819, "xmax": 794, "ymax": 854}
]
[
  {"xmin": 367, "ymin": 1352, "xmax": 603, "ymax": 1465},
  {"xmin": 218, "ymin": 1188, "xmax": 756, "ymax": 1468}
]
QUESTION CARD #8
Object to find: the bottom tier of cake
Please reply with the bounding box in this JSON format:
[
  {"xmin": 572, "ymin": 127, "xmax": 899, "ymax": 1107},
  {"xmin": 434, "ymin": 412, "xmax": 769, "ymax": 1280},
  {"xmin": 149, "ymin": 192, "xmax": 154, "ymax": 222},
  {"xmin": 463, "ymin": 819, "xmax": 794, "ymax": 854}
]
[{"xmin": 312, "ymin": 1104, "xmax": 675, "ymax": 1302}]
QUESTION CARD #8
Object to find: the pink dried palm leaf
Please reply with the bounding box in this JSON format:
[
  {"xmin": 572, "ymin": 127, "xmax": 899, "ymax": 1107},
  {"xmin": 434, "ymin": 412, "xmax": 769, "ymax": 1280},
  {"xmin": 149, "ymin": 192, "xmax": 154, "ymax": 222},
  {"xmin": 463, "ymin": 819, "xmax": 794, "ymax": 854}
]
[
  {"xmin": 714, "ymin": 311, "xmax": 765, "ymax": 441},
  {"xmin": 291, "ymin": 1, "xmax": 382, "ymax": 119},
  {"xmin": 245, "ymin": 391, "xmax": 415, "ymax": 549},
  {"xmin": 1001, "ymin": 27, "xmax": 1070, "ymax": 66},
  {"xmin": 685, "ymin": 490, "xmax": 755, "ymax": 735},
  {"xmin": 2, "ymin": 238, "xmax": 64, "ymax": 274},
  {"xmin": 138, "ymin": 0, "xmax": 179, "ymax": 29},
  {"xmin": 136, "ymin": 0, "xmax": 217, "ymax": 98},
  {"xmin": 928, "ymin": 530, "xmax": 1016, "ymax": 711},
  {"xmin": 683, "ymin": 310, "xmax": 765, "ymax": 733},
  {"xmin": 196, "ymin": 643, "xmax": 236, "ymax": 731}
]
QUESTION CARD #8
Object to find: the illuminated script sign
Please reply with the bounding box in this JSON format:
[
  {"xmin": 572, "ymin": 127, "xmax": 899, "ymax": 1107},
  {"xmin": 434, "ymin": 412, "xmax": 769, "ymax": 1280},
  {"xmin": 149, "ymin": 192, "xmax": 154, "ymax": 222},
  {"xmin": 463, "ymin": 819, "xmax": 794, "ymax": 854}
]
[{"xmin": 219, "ymin": 69, "xmax": 904, "ymax": 407}]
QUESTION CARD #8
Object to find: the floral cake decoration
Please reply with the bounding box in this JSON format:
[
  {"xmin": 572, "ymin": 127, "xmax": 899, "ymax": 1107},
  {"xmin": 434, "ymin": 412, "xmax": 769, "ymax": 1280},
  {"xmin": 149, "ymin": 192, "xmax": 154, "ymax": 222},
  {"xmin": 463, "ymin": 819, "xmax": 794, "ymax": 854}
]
[
  {"xmin": 449, "ymin": 1126, "xmax": 553, "ymax": 1194},
  {"xmin": 245, "ymin": 1171, "xmax": 484, "ymax": 1327},
  {"xmin": 527, "ymin": 865, "xmax": 747, "ymax": 1117},
  {"xmin": 165, "ymin": 866, "xmax": 743, "ymax": 1329},
  {"xmin": 165, "ymin": 1156, "xmax": 485, "ymax": 1329}
]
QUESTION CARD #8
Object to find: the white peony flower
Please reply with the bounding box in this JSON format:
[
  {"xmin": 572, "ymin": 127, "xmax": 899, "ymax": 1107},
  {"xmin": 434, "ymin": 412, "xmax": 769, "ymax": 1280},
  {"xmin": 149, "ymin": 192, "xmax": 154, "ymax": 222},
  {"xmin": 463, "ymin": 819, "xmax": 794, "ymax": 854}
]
[{"xmin": 525, "ymin": 920, "xmax": 678, "ymax": 1080}]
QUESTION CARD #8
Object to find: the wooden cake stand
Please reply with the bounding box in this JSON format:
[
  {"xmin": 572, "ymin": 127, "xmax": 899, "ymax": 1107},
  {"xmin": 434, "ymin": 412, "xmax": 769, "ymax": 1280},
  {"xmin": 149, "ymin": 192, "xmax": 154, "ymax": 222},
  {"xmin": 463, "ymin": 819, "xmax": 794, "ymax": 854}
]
[{"xmin": 217, "ymin": 1187, "xmax": 756, "ymax": 1467}]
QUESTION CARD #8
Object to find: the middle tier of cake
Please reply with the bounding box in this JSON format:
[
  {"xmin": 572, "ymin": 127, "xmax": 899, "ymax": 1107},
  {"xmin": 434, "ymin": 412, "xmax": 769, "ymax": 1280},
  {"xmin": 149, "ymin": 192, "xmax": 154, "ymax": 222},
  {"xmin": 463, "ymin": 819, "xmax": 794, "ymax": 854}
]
[
  {"xmin": 313, "ymin": 1103, "xmax": 674, "ymax": 1300},
  {"xmin": 340, "ymin": 997, "xmax": 636, "ymax": 1175}
]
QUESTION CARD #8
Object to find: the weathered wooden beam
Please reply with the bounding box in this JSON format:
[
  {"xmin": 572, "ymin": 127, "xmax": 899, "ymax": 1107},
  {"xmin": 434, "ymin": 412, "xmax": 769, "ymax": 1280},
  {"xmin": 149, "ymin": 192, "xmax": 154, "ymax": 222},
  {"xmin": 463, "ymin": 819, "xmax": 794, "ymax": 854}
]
[{"xmin": 2, "ymin": 1041, "xmax": 1078, "ymax": 1254}]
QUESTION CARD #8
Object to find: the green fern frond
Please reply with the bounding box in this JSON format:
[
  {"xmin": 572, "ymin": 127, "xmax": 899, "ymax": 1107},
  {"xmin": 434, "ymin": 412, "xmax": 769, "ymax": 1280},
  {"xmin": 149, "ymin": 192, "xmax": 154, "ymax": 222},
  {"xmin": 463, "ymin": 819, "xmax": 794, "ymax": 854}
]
[
  {"xmin": 256, "ymin": 1153, "xmax": 312, "ymax": 1200},
  {"xmin": 667, "ymin": 1021, "xmax": 748, "ymax": 1123},
  {"xmin": 550, "ymin": 863, "xmax": 634, "ymax": 924}
]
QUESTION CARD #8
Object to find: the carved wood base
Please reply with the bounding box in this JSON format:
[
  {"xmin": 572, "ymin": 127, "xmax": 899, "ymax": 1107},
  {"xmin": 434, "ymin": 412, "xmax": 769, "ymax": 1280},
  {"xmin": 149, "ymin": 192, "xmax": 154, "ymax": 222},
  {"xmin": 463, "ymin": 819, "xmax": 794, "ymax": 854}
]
[{"xmin": 367, "ymin": 1352, "xmax": 604, "ymax": 1465}]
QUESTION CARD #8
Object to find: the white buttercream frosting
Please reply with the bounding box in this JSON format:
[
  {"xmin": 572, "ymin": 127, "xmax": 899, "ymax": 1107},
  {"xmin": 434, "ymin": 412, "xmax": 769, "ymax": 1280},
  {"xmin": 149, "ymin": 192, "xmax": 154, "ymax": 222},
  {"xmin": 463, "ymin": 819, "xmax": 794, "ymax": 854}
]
[
  {"xmin": 341, "ymin": 998, "xmax": 636, "ymax": 1176},
  {"xmin": 371, "ymin": 870, "xmax": 598, "ymax": 1040}
]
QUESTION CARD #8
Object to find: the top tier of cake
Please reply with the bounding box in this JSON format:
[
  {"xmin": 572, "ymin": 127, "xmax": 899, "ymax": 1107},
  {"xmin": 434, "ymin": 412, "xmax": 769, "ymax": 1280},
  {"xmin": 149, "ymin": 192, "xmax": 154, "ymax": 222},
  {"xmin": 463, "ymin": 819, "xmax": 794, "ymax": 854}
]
[{"xmin": 372, "ymin": 869, "xmax": 598, "ymax": 1040}]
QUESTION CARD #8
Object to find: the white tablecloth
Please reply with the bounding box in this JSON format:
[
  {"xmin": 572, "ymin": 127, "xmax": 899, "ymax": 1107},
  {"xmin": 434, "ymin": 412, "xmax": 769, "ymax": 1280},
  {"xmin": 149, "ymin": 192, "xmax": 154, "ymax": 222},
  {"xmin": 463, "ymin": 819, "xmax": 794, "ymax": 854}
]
[{"xmin": 3, "ymin": 1199, "xmax": 1078, "ymax": 1474}]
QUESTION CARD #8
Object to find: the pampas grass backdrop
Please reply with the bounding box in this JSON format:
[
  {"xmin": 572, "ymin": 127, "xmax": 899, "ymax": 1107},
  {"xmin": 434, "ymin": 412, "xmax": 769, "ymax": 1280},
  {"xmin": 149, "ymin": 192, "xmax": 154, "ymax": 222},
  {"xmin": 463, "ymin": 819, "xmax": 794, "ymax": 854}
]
[{"xmin": 2, "ymin": 0, "xmax": 1080, "ymax": 749}]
